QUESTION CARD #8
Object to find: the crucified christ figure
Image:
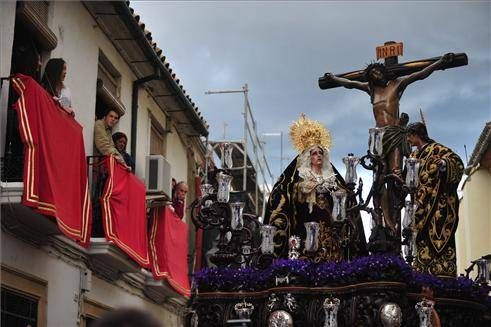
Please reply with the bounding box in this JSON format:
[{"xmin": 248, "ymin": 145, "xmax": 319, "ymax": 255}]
[{"xmin": 324, "ymin": 52, "xmax": 455, "ymax": 238}]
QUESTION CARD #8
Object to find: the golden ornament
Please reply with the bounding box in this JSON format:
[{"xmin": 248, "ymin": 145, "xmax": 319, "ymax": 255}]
[{"xmin": 289, "ymin": 113, "xmax": 332, "ymax": 153}]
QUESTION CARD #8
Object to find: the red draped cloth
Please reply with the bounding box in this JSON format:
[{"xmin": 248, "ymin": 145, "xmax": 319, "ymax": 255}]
[
  {"xmin": 101, "ymin": 156, "xmax": 150, "ymax": 268},
  {"xmin": 149, "ymin": 206, "xmax": 190, "ymax": 297},
  {"xmin": 11, "ymin": 74, "xmax": 92, "ymax": 246}
]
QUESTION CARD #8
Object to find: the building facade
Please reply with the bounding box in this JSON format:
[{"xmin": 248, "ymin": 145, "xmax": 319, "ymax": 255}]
[
  {"xmin": 1, "ymin": 1, "xmax": 208, "ymax": 326},
  {"xmin": 456, "ymin": 122, "xmax": 491, "ymax": 278}
]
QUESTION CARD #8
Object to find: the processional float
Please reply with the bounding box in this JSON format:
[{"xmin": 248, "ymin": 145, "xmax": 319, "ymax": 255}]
[{"xmin": 187, "ymin": 42, "xmax": 489, "ymax": 327}]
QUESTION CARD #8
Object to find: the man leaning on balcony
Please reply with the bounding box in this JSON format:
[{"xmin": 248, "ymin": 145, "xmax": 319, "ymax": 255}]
[{"xmin": 94, "ymin": 109, "xmax": 131, "ymax": 171}]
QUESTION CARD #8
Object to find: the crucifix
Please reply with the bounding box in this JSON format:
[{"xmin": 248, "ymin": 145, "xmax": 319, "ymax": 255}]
[{"xmin": 318, "ymin": 41, "xmax": 468, "ymax": 244}]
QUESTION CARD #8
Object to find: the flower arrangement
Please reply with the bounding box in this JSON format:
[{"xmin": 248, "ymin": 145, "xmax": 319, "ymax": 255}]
[{"xmin": 194, "ymin": 255, "xmax": 489, "ymax": 305}]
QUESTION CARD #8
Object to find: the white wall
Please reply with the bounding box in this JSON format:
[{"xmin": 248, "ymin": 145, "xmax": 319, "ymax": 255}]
[
  {"xmin": 1, "ymin": 230, "xmax": 180, "ymax": 326},
  {"xmin": 2, "ymin": 231, "xmax": 82, "ymax": 327},
  {"xmin": 89, "ymin": 277, "xmax": 180, "ymax": 326},
  {"xmin": 456, "ymin": 169, "xmax": 491, "ymax": 276},
  {"xmin": 0, "ymin": 2, "xmax": 16, "ymax": 157},
  {"xmin": 49, "ymin": 1, "xmax": 136, "ymax": 155},
  {"xmin": 48, "ymin": 2, "xmax": 193, "ymax": 186},
  {"xmin": 1, "ymin": 2, "xmax": 196, "ymax": 325},
  {"xmin": 167, "ymin": 124, "xmax": 189, "ymax": 183},
  {"xmin": 134, "ymin": 89, "xmax": 168, "ymax": 179}
]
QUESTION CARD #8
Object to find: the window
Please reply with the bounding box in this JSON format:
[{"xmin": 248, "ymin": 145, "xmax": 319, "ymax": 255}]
[
  {"xmin": 1, "ymin": 266, "xmax": 47, "ymax": 327},
  {"xmin": 80, "ymin": 298, "xmax": 111, "ymax": 327},
  {"xmin": 97, "ymin": 51, "xmax": 121, "ymax": 99},
  {"xmin": 15, "ymin": 1, "xmax": 57, "ymax": 51},
  {"xmin": 1, "ymin": 288, "xmax": 38, "ymax": 327},
  {"xmin": 95, "ymin": 50, "xmax": 124, "ymax": 119},
  {"xmin": 150, "ymin": 119, "xmax": 166, "ymax": 156},
  {"xmin": 3, "ymin": 1, "xmax": 56, "ymax": 182}
]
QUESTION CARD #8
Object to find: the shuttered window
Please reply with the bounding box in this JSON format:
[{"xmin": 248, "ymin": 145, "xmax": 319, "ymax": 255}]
[
  {"xmin": 16, "ymin": 1, "xmax": 57, "ymax": 51},
  {"xmin": 97, "ymin": 50, "xmax": 121, "ymax": 99},
  {"xmin": 150, "ymin": 120, "xmax": 166, "ymax": 156}
]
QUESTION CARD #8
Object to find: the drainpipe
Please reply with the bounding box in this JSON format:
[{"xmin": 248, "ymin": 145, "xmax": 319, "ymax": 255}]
[{"xmin": 131, "ymin": 72, "xmax": 160, "ymax": 166}]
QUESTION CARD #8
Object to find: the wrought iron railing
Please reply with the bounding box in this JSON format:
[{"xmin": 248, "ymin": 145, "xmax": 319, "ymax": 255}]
[
  {"xmin": 87, "ymin": 155, "xmax": 106, "ymax": 237},
  {"xmin": 1, "ymin": 154, "xmax": 24, "ymax": 182}
]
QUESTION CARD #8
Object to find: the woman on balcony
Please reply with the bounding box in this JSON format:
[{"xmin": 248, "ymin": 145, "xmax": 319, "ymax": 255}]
[
  {"xmin": 41, "ymin": 58, "xmax": 75, "ymax": 117},
  {"xmin": 112, "ymin": 132, "xmax": 135, "ymax": 172}
]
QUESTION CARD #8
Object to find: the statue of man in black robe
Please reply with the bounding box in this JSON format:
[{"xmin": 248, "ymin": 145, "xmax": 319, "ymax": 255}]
[{"xmin": 407, "ymin": 122, "xmax": 464, "ymax": 276}]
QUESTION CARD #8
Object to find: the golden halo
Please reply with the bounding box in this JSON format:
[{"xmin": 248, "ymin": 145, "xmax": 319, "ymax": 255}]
[{"xmin": 289, "ymin": 114, "xmax": 332, "ymax": 153}]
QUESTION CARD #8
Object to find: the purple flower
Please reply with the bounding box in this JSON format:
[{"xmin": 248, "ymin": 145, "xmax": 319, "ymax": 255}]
[{"xmin": 193, "ymin": 254, "xmax": 488, "ymax": 305}]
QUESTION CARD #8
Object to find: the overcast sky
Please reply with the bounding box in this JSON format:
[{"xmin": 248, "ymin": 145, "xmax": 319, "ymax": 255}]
[{"xmin": 132, "ymin": 1, "xmax": 490, "ymax": 185}]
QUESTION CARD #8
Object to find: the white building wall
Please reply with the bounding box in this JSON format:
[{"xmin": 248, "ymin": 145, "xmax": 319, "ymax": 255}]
[
  {"xmin": 134, "ymin": 89, "xmax": 169, "ymax": 179},
  {"xmin": 1, "ymin": 230, "xmax": 181, "ymax": 326},
  {"xmin": 47, "ymin": 2, "xmax": 193, "ymax": 185},
  {"xmin": 167, "ymin": 124, "xmax": 189, "ymax": 183},
  {"xmin": 1, "ymin": 1, "xmax": 201, "ymax": 325},
  {"xmin": 49, "ymin": 1, "xmax": 136, "ymax": 155},
  {"xmin": 2, "ymin": 231, "xmax": 82, "ymax": 327},
  {"xmin": 0, "ymin": 2, "xmax": 16, "ymax": 157},
  {"xmin": 89, "ymin": 277, "xmax": 180, "ymax": 326},
  {"xmin": 456, "ymin": 169, "xmax": 491, "ymax": 277}
]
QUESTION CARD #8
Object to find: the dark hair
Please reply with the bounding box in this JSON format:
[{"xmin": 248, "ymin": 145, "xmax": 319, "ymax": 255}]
[
  {"xmin": 399, "ymin": 112, "xmax": 409, "ymax": 127},
  {"xmin": 41, "ymin": 58, "xmax": 65, "ymax": 96},
  {"xmin": 407, "ymin": 122, "xmax": 433, "ymax": 143},
  {"xmin": 364, "ymin": 62, "xmax": 397, "ymax": 83},
  {"xmin": 11, "ymin": 43, "xmax": 41, "ymax": 80},
  {"xmin": 92, "ymin": 308, "xmax": 162, "ymax": 327},
  {"xmin": 105, "ymin": 109, "xmax": 120, "ymax": 119},
  {"xmin": 112, "ymin": 132, "xmax": 128, "ymax": 144}
]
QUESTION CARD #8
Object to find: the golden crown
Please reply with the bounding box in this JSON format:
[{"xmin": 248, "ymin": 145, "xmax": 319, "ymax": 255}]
[{"xmin": 289, "ymin": 114, "xmax": 332, "ymax": 153}]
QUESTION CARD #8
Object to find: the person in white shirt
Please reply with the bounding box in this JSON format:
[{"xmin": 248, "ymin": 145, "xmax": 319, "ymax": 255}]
[{"xmin": 41, "ymin": 58, "xmax": 74, "ymax": 116}]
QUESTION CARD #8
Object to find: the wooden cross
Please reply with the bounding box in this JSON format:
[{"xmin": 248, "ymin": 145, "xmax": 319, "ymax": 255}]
[
  {"xmin": 317, "ymin": 41, "xmax": 468, "ymax": 248},
  {"xmin": 319, "ymin": 41, "xmax": 467, "ymax": 90}
]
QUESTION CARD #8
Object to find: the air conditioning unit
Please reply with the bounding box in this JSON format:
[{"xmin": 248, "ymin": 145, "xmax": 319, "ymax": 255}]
[{"xmin": 145, "ymin": 155, "xmax": 172, "ymax": 196}]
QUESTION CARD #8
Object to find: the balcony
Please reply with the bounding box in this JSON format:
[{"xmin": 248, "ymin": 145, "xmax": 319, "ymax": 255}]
[
  {"xmin": 1, "ymin": 156, "xmax": 61, "ymax": 245},
  {"xmin": 87, "ymin": 238, "xmax": 140, "ymax": 281},
  {"xmin": 86, "ymin": 156, "xmax": 142, "ymax": 281},
  {"xmin": 1, "ymin": 149, "xmax": 188, "ymax": 301},
  {"xmin": 141, "ymin": 269, "xmax": 185, "ymax": 304}
]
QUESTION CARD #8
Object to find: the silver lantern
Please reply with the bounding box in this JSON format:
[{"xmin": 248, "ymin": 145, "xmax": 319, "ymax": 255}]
[
  {"xmin": 403, "ymin": 229, "xmax": 418, "ymax": 260},
  {"xmin": 261, "ymin": 225, "xmax": 277, "ymax": 255},
  {"xmin": 405, "ymin": 157, "xmax": 421, "ymax": 188},
  {"xmin": 369, "ymin": 127, "xmax": 385, "ymax": 156},
  {"xmin": 216, "ymin": 171, "xmax": 233, "ymax": 203},
  {"xmin": 229, "ymin": 202, "xmax": 245, "ymax": 230},
  {"xmin": 220, "ymin": 142, "xmax": 234, "ymax": 169},
  {"xmin": 332, "ymin": 189, "xmax": 347, "ymax": 222},
  {"xmin": 342, "ymin": 153, "xmax": 360, "ymax": 184},
  {"xmin": 475, "ymin": 257, "xmax": 491, "ymax": 284},
  {"xmin": 304, "ymin": 222, "xmax": 320, "ymax": 252},
  {"xmin": 402, "ymin": 201, "xmax": 418, "ymax": 229}
]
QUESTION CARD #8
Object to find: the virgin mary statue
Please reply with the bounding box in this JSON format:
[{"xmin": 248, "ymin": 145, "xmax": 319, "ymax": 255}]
[{"xmin": 263, "ymin": 115, "xmax": 367, "ymax": 261}]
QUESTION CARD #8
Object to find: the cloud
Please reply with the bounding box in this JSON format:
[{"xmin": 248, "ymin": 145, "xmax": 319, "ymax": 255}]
[{"xmin": 132, "ymin": 1, "xmax": 490, "ymax": 185}]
